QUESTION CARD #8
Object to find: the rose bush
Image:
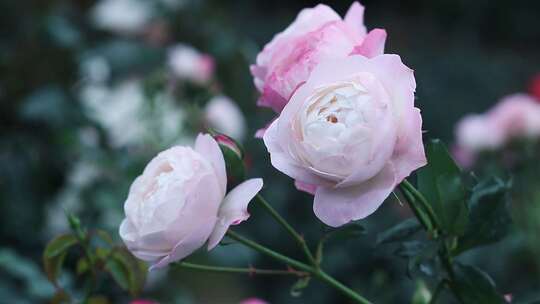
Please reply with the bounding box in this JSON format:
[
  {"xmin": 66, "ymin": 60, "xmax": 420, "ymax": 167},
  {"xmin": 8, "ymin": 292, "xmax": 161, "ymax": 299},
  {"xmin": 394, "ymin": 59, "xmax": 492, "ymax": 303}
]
[
  {"xmin": 251, "ymin": 2, "xmax": 387, "ymax": 114},
  {"xmin": 263, "ymin": 55, "xmax": 426, "ymax": 227},
  {"xmin": 119, "ymin": 134, "xmax": 263, "ymax": 269}
]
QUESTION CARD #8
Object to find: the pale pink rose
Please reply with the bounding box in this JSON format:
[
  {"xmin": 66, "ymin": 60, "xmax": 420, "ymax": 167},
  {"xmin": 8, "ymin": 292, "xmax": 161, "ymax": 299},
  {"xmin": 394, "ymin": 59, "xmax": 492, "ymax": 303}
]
[
  {"xmin": 488, "ymin": 94, "xmax": 540, "ymax": 140},
  {"xmin": 168, "ymin": 44, "xmax": 215, "ymax": 84},
  {"xmin": 240, "ymin": 298, "xmax": 268, "ymax": 304},
  {"xmin": 453, "ymin": 93, "xmax": 540, "ymax": 166},
  {"xmin": 205, "ymin": 96, "xmax": 247, "ymax": 141},
  {"xmin": 263, "ymin": 55, "xmax": 426, "ymax": 227},
  {"xmin": 455, "ymin": 114, "xmax": 505, "ymax": 152},
  {"xmin": 251, "ymin": 2, "xmax": 386, "ymax": 114},
  {"xmin": 119, "ymin": 134, "xmax": 263, "ymax": 269}
]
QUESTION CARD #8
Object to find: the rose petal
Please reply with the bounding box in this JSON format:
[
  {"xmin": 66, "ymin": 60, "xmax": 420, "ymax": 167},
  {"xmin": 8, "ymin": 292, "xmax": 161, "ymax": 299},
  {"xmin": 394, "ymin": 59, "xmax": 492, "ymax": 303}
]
[
  {"xmin": 207, "ymin": 178, "xmax": 264, "ymax": 250},
  {"xmin": 313, "ymin": 164, "xmax": 396, "ymax": 227},
  {"xmin": 294, "ymin": 180, "xmax": 317, "ymax": 195},
  {"xmin": 194, "ymin": 133, "xmax": 227, "ymax": 196},
  {"xmin": 149, "ymin": 216, "xmax": 217, "ymax": 270},
  {"xmin": 119, "ymin": 219, "xmax": 171, "ymax": 262},
  {"xmin": 344, "ymin": 2, "xmax": 367, "ymax": 37},
  {"xmin": 351, "ymin": 28, "xmax": 387, "ymax": 58},
  {"xmin": 263, "ymin": 120, "xmax": 332, "ymax": 186},
  {"xmin": 392, "ymin": 107, "xmax": 427, "ymax": 182}
]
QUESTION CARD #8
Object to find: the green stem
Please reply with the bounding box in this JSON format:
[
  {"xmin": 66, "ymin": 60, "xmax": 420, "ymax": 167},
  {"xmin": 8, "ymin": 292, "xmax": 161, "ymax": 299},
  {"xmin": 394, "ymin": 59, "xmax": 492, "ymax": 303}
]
[
  {"xmin": 401, "ymin": 180, "xmax": 440, "ymax": 229},
  {"xmin": 226, "ymin": 230, "xmax": 372, "ymax": 304},
  {"xmin": 226, "ymin": 230, "xmax": 312, "ymax": 272},
  {"xmin": 399, "ymin": 185, "xmax": 433, "ymax": 232},
  {"xmin": 256, "ymin": 195, "xmax": 318, "ymax": 266},
  {"xmin": 314, "ymin": 269, "xmax": 372, "ymax": 304},
  {"xmin": 439, "ymin": 247, "xmax": 465, "ymax": 304},
  {"xmin": 174, "ymin": 261, "xmax": 308, "ymax": 277}
]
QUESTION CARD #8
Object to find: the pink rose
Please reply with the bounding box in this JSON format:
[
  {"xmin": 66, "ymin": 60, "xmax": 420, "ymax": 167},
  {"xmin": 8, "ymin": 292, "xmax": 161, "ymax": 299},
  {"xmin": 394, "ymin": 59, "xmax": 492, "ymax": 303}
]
[
  {"xmin": 455, "ymin": 114, "xmax": 505, "ymax": 153},
  {"xmin": 453, "ymin": 93, "xmax": 540, "ymax": 166},
  {"xmin": 263, "ymin": 55, "xmax": 426, "ymax": 227},
  {"xmin": 119, "ymin": 134, "xmax": 263, "ymax": 269},
  {"xmin": 168, "ymin": 44, "xmax": 215, "ymax": 84},
  {"xmin": 488, "ymin": 94, "xmax": 540, "ymax": 139},
  {"xmin": 251, "ymin": 2, "xmax": 386, "ymax": 114}
]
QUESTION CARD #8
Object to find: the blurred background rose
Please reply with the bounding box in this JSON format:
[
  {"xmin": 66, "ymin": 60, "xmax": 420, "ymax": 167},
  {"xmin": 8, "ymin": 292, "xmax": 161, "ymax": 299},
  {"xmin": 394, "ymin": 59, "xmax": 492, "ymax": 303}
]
[{"xmin": 1, "ymin": 0, "xmax": 539, "ymax": 303}]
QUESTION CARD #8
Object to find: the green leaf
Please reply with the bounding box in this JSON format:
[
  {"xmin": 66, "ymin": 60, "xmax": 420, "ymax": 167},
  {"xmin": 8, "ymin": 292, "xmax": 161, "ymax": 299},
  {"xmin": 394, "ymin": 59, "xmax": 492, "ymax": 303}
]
[
  {"xmin": 95, "ymin": 247, "xmax": 110, "ymax": 260},
  {"xmin": 76, "ymin": 258, "xmax": 89, "ymax": 276},
  {"xmin": 451, "ymin": 263, "xmax": 506, "ymax": 304},
  {"xmin": 44, "ymin": 234, "xmax": 78, "ymax": 259},
  {"xmin": 376, "ymin": 218, "xmax": 421, "ymax": 245},
  {"xmin": 43, "ymin": 252, "xmax": 67, "ymax": 287},
  {"xmin": 43, "ymin": 234, "xmax": 79, "ymax": 287},
  {"xmin": 105, "ymin": 256, "xmax": 130, "ymax": 291},
  {"xmin": 290, "ymin": 276, "xmax": 311, "ymax": 297},
  {"xmin": 395, "ymin": 241, "xmax": 428, "ymax": 258},
  {"xmin": 417, "ymin": 139, "xmax": 468, "ymax": 235},
  {"xmin": 219, "ymin": 143, "xmax": 245, "ymax": 187},
  {"xmin": 94, "ymin": 229, "xmax": 114, "ymax": 246},
  {"xmin": 105, "ymin": 248, "xmax": 147, "ymax": 296},
  {"xmin": 457, "ymin": 178, "xmax": 512, "ymax": 254}
]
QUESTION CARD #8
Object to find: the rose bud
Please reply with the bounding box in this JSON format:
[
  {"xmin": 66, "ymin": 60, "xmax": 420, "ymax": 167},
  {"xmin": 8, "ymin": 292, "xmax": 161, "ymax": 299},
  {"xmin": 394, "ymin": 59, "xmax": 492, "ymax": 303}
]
[
  {"xmin": 263, "ymin": 55, "xmax": 426, "ymax": 227},
  {"xmin": 119, "ymin": 134, "xmax": 263, "ymax": 269},
  {"xmin": 214, "ymin": 133, "xmax": 243, "ymax": 159},
  {"xmin": 251, "ymin": 2, "xmax": 386, "ymax": 114},
  {"xmin": 213, "ymin": 133, "xmax": 245, "ymax": 186}
]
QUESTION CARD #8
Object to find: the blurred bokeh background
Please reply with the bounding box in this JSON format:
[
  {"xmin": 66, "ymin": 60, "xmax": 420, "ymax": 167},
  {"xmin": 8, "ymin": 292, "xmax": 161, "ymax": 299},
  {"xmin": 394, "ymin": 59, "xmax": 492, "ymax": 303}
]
[{"xmin": 1, "ymin": 0, "xmax": 539, "ymax": 303}]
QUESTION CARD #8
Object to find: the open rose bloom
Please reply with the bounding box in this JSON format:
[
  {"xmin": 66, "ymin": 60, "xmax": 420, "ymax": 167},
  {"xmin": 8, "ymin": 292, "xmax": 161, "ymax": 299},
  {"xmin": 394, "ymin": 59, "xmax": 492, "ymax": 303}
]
[
  {"xmin": 263, "ymin": 55, "xmax": 426, "ymax": 227},
  {"xmin": 251, "ymin": 2, "xmax": 387, "ymax": 113},
  {"xmin": 119, "ymin": 134, "xmax": 262, "ymax": 269}
]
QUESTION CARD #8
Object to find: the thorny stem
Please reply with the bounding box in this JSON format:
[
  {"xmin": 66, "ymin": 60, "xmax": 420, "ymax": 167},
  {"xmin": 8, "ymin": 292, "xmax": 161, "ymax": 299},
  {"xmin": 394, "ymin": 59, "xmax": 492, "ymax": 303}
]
[
  {"xmin": 174, "ymin": 261, "xmax": 308, "ymax": 277},
  {"xmin": 255, "ymin": 194, "xmax": 318, "ymax": 267},
  {"xmin": 226, "ymin": 230, "xmax": 373, "ymax": 304}
]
